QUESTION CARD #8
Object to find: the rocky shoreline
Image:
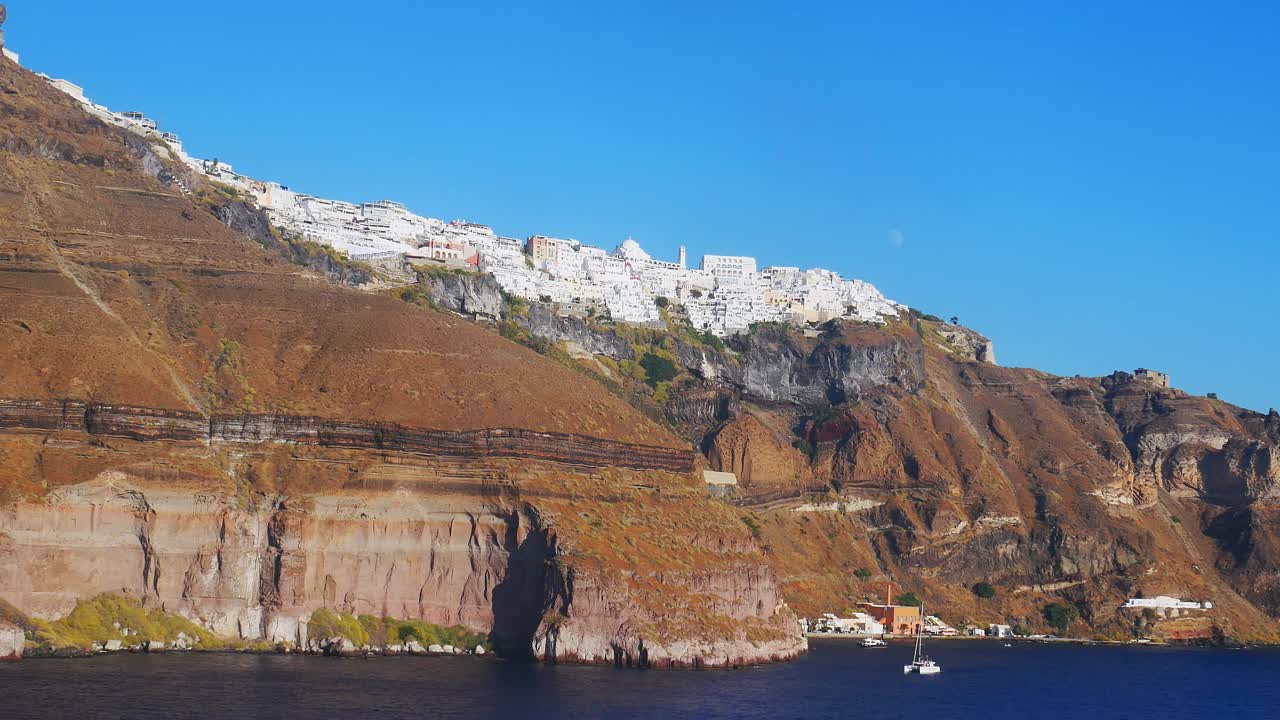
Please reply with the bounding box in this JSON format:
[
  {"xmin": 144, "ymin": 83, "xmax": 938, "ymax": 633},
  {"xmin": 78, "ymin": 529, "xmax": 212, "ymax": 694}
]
[
  {"xmin": 22, "ymin": 637, "xmax": 490, "ymax": 660},
  {"xmin": 805, "ymin": 632, "xmax": 1248, "ymax": 649}
]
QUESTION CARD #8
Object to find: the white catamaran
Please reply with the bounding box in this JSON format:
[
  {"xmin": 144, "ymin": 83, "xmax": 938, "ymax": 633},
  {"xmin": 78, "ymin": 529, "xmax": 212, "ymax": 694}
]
[{"xmin": 903, "ymin": 601, "xmax": 941, "ymax": 675}]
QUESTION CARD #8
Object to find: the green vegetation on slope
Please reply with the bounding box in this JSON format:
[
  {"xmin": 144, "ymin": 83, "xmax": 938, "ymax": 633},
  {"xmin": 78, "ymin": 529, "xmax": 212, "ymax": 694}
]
[
  {"xmin": 307, "ymin": 608, "xmax": 486, "ymax": 649},
  {"xmin": 31, "ymin": 595, "xmax": 222, "ymax": 650}
]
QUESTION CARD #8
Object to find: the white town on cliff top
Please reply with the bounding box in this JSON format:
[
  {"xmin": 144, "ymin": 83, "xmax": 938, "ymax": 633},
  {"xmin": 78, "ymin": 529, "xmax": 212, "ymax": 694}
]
[{"xmin": 34, "ymin": 62, "xmax": 902, "ymax": 336}]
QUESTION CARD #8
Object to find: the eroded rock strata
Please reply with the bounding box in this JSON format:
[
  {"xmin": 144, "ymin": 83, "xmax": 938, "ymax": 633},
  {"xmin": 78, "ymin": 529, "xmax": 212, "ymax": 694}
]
[
  {"xmin": 0, "ymin": 53, "xmax": 801, "ymax": 665},
  {"xmin": 0, "ymin": 428, "xmax": 801, "ymax": 666},
  {"xmin": 0, "ymin": 399, "xmax": 694, "ymax": 472}
]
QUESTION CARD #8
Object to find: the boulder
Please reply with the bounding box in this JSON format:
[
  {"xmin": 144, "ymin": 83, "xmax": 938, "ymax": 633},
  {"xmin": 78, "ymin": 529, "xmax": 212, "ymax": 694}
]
[
  {"xmin": 322, "ymin": 636, "xmax": 358, "ymax": 657},
  {"xmin": 104, "ymin": 639, "xmax": 123, "ymax": 651},
  {"xmin": 474, "ymin": 644, "xmax": 486, "ymax": 655},
  {"xmin": 427, "ymin": 643, "xmax": 444, "ymax": 654},
  {"xmin": 144, "ymin": 640, "xmax": 165, "ymax": 653},
  {"xmin": 405, "ymin": 641, "xmax": 427, "ymax": 655},
  {"xmin": 0, "ymin": 621, "xmax": 22, "ymax": 662},
  {"xmin": 442, "ymin": 644, "xmax": 456, "ymax": 654}
]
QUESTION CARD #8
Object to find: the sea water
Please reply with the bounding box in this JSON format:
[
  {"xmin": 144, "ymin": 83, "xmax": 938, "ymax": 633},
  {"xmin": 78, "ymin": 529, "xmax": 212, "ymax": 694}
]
[{"xmin": 2, "ymin": 639, "xmax": 1275, "ymax": 719}]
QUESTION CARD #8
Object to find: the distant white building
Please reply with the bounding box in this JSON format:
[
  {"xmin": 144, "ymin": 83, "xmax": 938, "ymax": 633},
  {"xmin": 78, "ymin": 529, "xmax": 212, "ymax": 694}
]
[
  {"xmin": 701, "ymin": 254, "xmax": 757, "ymax": 285},
  {"xmin": 1123, "ymin": 596, "xmax": 1211, "ymax": 610},
  {"xmin": 49, "ymin": 78, "xmax": 85, "ymax": 100},
  {"xmin": 32, "ymin": 64, "xmax": 903, "ymax": 331},
  {"xmin": 120, "ymin": 111, "xmax": 157, "ymax": 131},
  {"xmin": 923, "ymin": 615, "xmax": 958, "ymax": 636},
  {"xmin": 988, "ymin": 624, "xmax": 1013, "ymax": 637}
]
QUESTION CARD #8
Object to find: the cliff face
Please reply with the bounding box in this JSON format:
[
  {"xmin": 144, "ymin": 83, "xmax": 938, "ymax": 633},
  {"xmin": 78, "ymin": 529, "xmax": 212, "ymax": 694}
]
[
  {"xmin": 0, "ymin": 424, "xmax": 801, "ymax": 665},
  {"xmin": 699, "ymin": 337, "xmax": 1280, "ymax": 640},
  {"xmin": 0, "ymin": 55, "xmax": 802, "ymax": 665},
  {"xmin": 422, "ymin": 272, "xmax": 1280, "ymax": 639}
]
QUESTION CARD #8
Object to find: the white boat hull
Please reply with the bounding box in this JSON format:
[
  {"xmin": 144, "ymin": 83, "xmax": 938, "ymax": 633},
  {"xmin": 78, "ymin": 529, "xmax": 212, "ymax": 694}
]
[{"xmin": 904, "ymin": 663, "xmax": 941, "ymax": 675}]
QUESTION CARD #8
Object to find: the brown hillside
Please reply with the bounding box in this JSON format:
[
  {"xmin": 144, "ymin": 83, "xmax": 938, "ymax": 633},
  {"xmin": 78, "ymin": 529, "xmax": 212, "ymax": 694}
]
[{"xmin": 0, "ymin": 55, "xmax": 677, "ymax": 449}]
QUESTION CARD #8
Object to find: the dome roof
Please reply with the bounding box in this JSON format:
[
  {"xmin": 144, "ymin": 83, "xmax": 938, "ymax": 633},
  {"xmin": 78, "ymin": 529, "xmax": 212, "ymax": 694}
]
[{"xmin": 615, "ymin": 237, "xmax": 650, "ymax": 261}]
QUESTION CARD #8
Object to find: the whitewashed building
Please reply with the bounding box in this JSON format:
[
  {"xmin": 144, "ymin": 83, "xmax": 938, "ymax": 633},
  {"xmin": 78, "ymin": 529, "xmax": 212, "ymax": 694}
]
[
  {"xmin": 31, "ymin": 66, "xmax": 903, "ymax": 330},
  {"xmin": 1123, "ymin": 597, "xmax": 1212, "ymax": 610}
]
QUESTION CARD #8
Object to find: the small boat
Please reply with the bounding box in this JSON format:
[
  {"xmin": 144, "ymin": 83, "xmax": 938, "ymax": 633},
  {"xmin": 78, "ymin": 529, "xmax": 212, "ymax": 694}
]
[
  {"xmin": 861, "ymin": 637, "xmax": 886, "ymax": 648},
  {"xmin": 903, "ymin": 601, "xmax": 942, "ymax": 675}
]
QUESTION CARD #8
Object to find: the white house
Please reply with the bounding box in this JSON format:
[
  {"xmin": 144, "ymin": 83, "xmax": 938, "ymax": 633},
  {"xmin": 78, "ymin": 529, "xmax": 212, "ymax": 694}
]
[
  {"xmin": 1123, "ymin": 596, "xmax": 1212, "ymax": 610},
  {"xmin": 812, "ymin": 612, "xmax": 884, "ymax": 635},
  {"xmin": 923, "ymin": 615, "xmax": 958, "ymax": 636}
]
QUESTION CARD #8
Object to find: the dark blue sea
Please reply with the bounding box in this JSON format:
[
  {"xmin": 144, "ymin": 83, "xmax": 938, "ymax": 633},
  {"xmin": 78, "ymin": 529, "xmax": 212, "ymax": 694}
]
[{"xmin": 2, "ymin": 639, "xmax": 1276, "ymax": 719}]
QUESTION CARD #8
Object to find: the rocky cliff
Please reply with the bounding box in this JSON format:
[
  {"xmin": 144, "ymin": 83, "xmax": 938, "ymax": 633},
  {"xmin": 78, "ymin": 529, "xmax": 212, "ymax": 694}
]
[
  {"xmin": 0, "ymin": 54, "xmax": 802, "ymax": 665},
  {"xmin": 417, "ymin": 269, "xmax": 1280, "ymax": 641},
  {"xmin": 699, "ymin": 334, "xmax": 1280, "ymax": 641}
]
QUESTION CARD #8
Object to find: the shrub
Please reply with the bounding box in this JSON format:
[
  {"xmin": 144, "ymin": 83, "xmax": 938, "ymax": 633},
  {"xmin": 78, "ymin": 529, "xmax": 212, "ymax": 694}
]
[
  {"xmin": 972, "ymin": 582, "xmax": 996, "ymax": 599},
  {"xmin": 502, "ymin": 293, "xmax": 529, "ymax": 318},
  {"xmin": 853, "ymin": 568, "xmax": 872, "ymax": 581},
  {"xmin": 652, "ymin": 381, "xmax": 671, "ymax": 404},
  {"xmin": 638, "ymin": 352, "xmax": 677, "ymax": 388},
  {"xmin": 33, "ymin": 595, "xmax": 221, "ymax": 650},
  {"xmin": 497, "ymin": 320, "xmax": 523, "ymax": 341},
  {"xmin": 307, "ymin": 608, "xmax": 370, "ymax": 646},
  {"xmin": 527, "ymin": 335, "xmax": 554, "ymax": 355},
  {"xmin": 1043, "ymin": 603, "xmax": 1079, "ymax": 635},
  {"xmin": 392, "ymin": 619, "xmax": 485, "ymax": 649},
  {"xmin": 896, "ymin": 592, "xmax": 921, "ymax": 608},
  {"xmin": 308, "ymin": 610, "xmax": 486, "ymax": 650},
  {"xmin": 741, "ymin": 515, "xmax": 762, "ymax": 540}
]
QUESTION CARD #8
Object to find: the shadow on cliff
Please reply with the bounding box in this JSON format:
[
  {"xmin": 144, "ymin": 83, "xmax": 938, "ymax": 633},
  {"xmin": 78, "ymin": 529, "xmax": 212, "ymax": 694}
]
[{"xmin": 489, "ymin": 513, "xmax": 555, "ymax": 660}]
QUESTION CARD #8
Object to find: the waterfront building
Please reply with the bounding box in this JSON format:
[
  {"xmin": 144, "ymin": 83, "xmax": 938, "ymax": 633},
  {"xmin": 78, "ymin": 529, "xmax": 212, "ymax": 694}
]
[{"xmin": 858, "ymin": 603, "xmax": 922, "ymax": 635}]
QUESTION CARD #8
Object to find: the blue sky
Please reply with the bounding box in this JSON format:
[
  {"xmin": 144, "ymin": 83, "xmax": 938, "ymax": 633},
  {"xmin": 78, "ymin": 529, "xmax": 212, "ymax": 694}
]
[{"xmin": 10, "ymin": 1, "xmax": 1279, "ymax": 410}]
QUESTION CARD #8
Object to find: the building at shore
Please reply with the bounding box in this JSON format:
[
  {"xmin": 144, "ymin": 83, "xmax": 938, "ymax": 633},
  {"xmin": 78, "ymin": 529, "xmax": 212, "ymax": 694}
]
[{"xmin": 858, "ymin": 602, "xmax": 922, "ymax": 635}]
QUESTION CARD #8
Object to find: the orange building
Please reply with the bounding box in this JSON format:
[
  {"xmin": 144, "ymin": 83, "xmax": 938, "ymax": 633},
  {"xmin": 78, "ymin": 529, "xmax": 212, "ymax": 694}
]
[{"xmin": 858, "ymin": 603, "xmax": 922, "ymax": 635}]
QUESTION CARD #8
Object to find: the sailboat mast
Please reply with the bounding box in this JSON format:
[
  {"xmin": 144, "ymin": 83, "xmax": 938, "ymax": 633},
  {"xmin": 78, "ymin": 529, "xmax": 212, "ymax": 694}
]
[{"xmin": 914, "ymin": 601, "xmax": 924, "ymax": 661}]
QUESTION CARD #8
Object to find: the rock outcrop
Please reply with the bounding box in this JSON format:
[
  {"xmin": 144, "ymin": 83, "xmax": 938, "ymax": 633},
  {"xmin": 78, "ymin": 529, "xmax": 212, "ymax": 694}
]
[
  {"xmin": 419, "ymin": 269, "xmax": 504, "ymax": 320},
  {"xmin": 0, "ymin": 621, "xmax": 21, "ymax": 661}
]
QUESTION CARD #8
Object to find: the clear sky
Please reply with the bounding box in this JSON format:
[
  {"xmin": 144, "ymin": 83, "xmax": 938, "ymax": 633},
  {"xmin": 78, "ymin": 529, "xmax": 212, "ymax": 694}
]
[{"xmin": 9, "ymin": 1, "xmax": 1278, "ymax": 410}]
